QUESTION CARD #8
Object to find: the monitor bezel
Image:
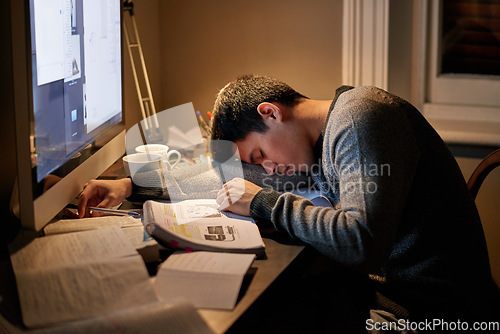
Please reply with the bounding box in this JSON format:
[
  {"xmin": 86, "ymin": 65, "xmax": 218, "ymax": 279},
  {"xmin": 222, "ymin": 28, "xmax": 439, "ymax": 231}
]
[{"xmin": 11, "ymin": 0, "xmax": 126, "ymax": 232}]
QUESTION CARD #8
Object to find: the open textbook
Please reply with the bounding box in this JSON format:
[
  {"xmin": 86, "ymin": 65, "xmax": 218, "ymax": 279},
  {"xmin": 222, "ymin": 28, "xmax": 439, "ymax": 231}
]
[
  {"xmin": 143, "ymin": 199, "xmax": 265, "ymax": 256},
  {"xmin": 8, "ymin": 227, "xmax": 212, "ymax": 333}
]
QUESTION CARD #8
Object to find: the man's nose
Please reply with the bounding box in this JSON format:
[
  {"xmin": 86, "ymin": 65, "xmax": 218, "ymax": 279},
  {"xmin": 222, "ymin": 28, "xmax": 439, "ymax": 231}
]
[{"xmin": 262, "ymin": 161, "xmax": 276, "ymax": 175}]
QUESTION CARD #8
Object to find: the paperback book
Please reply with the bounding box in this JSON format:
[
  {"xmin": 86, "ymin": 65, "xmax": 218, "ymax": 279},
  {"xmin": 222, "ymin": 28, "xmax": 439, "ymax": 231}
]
[{"xmin": 142, "ymin": 199, "xmax": 265, "ymax": 257}]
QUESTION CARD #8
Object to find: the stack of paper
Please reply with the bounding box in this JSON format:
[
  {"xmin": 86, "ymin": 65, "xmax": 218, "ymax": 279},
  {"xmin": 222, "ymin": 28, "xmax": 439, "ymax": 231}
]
[{"xmin": 154, "ymin": 251, "xmax": 255, "ymax": 310}]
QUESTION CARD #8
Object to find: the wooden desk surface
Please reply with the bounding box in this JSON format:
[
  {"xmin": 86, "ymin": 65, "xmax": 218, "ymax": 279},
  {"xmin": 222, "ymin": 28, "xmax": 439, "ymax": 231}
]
[
  {"xmin": 198, "ymin": 237, "xmax": 307, "ymax": 334},
  {"xmin": 0, "ymin": 235, "xmax": 310, "ymax": 334}
]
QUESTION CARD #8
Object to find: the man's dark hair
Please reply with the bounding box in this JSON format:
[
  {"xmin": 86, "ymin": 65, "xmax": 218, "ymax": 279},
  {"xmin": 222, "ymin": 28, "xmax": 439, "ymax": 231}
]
[{"xmin": 210, "ymin": 75, "xmax": 307, "ymax": 162}]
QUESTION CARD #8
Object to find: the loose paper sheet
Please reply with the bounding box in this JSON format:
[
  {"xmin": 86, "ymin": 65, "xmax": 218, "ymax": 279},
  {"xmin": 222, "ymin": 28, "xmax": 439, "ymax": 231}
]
[
  {"xmin": 43, "ymin": 216, "xmax": 142, "ymax": 234},
  {"xmin": 43, "ymin": 216, "xmax": 158, "ymax": 262},
  {"xmin": 34, "ymin": 299, "xmax": 213, "ymax": 334},
  {"xmin": 9, "ymin": 227, "xmax": 158, "ymax": 328}
]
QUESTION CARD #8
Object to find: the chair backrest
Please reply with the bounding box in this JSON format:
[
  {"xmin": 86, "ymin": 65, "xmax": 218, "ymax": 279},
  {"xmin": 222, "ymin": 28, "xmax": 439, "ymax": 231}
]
[{"xmin": 467, "ymin": 149, "xmax": 500, "ymax": 200}]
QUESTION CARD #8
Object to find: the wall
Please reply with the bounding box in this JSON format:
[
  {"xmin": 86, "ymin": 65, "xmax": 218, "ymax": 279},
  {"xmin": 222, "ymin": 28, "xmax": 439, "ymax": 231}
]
[
  {"xmin": 124, "ymin": 0, "xmax": 343, "ymax": 134},
  {"xmin": 388, "ymin": 0, "xmax": 413, "ymax": 102},
  {"xmin": 156, "ymin": 0, "xmax": 344, "ymax": 114}
]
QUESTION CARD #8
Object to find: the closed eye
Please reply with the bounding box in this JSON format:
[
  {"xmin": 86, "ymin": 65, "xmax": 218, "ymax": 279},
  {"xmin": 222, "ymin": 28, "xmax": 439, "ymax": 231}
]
[{"xmin": 250, "ymin": 149, "xmax": 264, "ymax": 164}]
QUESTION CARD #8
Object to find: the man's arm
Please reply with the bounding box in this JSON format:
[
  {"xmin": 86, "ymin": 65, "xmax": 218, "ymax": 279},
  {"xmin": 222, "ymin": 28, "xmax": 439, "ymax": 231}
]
[
  {"xmin": 78, "ymin": 158, "xmax": 313, "ymax": 214},
  {"xmin": 128, "ymin": 160, "xmax": 312, "ymax": 202}
]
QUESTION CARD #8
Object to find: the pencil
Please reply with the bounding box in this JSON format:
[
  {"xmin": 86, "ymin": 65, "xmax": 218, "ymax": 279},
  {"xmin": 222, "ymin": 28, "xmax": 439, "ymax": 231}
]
[{"xmin": 88, "ymin": 207, "xmax": 140, "ymax": 217}]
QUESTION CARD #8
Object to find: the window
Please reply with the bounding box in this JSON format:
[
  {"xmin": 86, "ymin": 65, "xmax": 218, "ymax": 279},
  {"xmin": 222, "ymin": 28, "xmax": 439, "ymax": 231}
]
[
  {"xmin": 423, "ymin": 0, "xmax": 500, "ymax": 145},
  {"xmin": 441, "ymin": 0, "xmax": 500, "ymax": 76},
  {"xmin": 342, "ymin": 0, "xmax": 500, "ymax": 145}
]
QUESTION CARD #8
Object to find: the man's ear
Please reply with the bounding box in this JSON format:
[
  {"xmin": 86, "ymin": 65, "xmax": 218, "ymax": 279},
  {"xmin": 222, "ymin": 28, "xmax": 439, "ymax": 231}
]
[{"xmin": 256, "ymin": 102, "xmax": 282, "ymax": 122}]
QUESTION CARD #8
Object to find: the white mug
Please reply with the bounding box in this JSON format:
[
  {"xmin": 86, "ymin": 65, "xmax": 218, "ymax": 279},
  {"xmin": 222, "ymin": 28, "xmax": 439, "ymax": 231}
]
[
  {"xmin": 123, "ymin": 153, "xmax": 163, "ymax": 177},
  {"xmin": 135, "ymin": 144, "xmax": 181, "ymax": 170}
]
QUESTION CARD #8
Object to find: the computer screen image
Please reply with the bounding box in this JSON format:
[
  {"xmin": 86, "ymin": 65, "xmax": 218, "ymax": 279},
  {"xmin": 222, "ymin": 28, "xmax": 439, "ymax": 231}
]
[{"xmin": 10, "ymin": 0, "xmax": 125, "ymax": 231}]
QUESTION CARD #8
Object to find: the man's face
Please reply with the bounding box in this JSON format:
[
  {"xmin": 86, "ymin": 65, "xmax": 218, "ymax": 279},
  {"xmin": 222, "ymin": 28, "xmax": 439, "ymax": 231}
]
[{"xmin": 235, "ymin": 124, "xmax": 315, "ymax": 176}]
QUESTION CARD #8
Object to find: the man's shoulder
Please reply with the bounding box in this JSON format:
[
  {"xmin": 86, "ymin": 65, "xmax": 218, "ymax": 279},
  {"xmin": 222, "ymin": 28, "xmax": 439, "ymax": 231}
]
[
  {"xmin": 329, "ymin": 86, "xmax": 413, "ymax": 123},
  {"xmin": 324, "ymin": 86, "xmax": 415, "ymax": 144},
  {"xmin": 335, "ymin": 86, "xmax": 403, "ymax": 109}
]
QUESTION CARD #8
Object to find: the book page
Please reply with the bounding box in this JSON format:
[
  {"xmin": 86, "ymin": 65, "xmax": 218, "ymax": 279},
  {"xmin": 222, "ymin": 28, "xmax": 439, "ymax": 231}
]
[
  {"xmin": 9, "ymin": 227, "xmax": 159, "ymax": 328},
  {"xmin": 43, "ymin": 216, "xmax": 142, "ymax": 235},
  {"xmin": 120, "ymin": 224, "xmax": 148, "ymax": 247},
  {"xmin": 167, "ymin": 199, "xmax": 255, "ymax": 223},
  {"xmin": 169, "ymin": 199, "xmax": 223, "ymax": 222},
  {"xmin": 43, "ymin": 216, "xmax": 159, "ymax": 262},
  {"xmin": 35, "ymin": 299, "xmax": 213, "ymax": 334},
  {"xmin": 154, "ymin": 252, "xmax": 255, "ymax": 310},
  {"xmin": 11, "ymin": 226, "xmax": 137, "ymax": 269}
]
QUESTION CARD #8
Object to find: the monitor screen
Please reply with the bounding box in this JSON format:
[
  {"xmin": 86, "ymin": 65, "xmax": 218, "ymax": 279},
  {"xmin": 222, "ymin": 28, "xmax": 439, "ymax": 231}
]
[
  {"xmin": 10, "ymin": 0, "xmax": 125, "ymax": 231},
  {"xmin": 29, "ymin": 0, "xmax": 122, "ymax": 185}
]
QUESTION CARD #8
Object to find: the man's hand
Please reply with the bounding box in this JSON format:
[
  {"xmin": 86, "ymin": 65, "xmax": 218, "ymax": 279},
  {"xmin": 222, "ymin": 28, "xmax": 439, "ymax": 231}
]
[
  {"xmin": 216, "ymin": 178, "xmax": 262, "ymax": 217},
  {"xmin": 78, "ymin": 178, "xmax": 133, "ymax": 218}
]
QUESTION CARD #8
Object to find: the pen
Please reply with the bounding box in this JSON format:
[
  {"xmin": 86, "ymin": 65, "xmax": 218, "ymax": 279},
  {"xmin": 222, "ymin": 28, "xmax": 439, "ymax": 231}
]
[
  {"xmin": 88, "ymin": 207, "xmax": 140, "ymax": 217},
  {"xmin": 66, "ymin": 204, "xmax": 140, "ymax": 217}
]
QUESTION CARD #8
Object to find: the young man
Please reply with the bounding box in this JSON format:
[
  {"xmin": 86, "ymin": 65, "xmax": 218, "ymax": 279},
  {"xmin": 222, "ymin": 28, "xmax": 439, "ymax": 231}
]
[
  {"xmin": 79, "ymin": 74, "xmax": 498, "ymax": 328},
  {"xmin": 210, "ymin": 75, "xmax": 498, "ymax": 325}
]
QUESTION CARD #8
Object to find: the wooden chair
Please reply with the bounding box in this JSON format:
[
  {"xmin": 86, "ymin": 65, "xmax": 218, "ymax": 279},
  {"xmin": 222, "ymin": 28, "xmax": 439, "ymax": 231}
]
[{"xmin": 467, "ymin": 149, "xmax": 500, "ymax": 200}]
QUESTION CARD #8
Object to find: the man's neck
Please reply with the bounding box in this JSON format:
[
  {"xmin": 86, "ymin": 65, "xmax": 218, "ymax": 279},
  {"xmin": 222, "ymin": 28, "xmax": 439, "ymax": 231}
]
[{"xmin": 290, "ymin": 99, "xmax": 332, "ymax": 147}]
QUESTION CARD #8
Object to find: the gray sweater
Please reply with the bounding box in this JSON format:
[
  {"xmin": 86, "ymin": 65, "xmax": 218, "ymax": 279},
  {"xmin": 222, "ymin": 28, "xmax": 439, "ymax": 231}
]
[{"xmin": 249, "ymin": 86, "xmax": 496, "ymax": 320}]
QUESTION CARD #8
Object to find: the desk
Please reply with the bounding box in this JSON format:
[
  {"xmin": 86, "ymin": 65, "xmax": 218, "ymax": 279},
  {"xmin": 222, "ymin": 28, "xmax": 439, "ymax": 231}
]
[
  {"xmin": 0, "ymin": 233, "xmax": 313, "ymax": 334},
  {"xmin": 0, "ymin": 159, "xmax": 317, "ymax": 332},
  {"xmin": 199, "ymin": 237, "xmax": 308, "ymax": 333}
]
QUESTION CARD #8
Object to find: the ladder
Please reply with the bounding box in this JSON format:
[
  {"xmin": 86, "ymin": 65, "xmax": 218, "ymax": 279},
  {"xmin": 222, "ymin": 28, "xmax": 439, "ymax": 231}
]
[{"xmin": 122, "ymin": 0, "xmax": 160, "ymax": 134}]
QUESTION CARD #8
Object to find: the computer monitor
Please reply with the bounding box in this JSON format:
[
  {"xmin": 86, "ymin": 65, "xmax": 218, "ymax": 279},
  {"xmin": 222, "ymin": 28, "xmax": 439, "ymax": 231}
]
[{"xmin": 10, "ymin": 0, "xmax": 125, "ymax": 231}]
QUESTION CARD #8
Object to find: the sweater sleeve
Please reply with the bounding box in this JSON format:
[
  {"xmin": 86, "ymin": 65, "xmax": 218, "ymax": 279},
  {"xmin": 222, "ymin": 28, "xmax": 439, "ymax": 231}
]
[{"xmin": 250, "ymin": 87, "xmax": 420, "ymax": 272}]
